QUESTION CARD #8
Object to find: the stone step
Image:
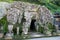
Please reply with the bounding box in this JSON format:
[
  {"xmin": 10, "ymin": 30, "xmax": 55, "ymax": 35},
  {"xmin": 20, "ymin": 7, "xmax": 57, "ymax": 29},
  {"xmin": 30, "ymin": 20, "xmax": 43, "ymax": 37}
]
[{"xmin": 28, "ymin": 32, "xmax": 45, "ymax": 38}]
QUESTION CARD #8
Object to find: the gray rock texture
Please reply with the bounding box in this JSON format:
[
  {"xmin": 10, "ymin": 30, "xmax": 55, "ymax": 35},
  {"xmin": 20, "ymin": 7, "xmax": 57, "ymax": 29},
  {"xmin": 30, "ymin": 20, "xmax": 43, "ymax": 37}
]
[{"xmin": 0, "ymin": 1, "xmax": 53, "ymax": 35}]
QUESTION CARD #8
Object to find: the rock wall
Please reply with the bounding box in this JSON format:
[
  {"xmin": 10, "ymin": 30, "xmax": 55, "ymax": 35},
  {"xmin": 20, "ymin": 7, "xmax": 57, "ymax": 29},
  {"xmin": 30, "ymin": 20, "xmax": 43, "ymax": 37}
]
[
  {"xmin": 0, "ymin": 1, "xmax": 53, "ymax": 35},
  {"xmin": 0, "ymin": 2, "xmax": 10, "ymax": 19}
]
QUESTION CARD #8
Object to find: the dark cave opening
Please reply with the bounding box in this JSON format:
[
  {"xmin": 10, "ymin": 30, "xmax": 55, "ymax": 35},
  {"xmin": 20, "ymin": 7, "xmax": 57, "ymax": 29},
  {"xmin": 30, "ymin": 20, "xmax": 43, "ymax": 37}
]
[{"xmin": 29, "ymin": 19, "xmax": 36, "ymax": 32}]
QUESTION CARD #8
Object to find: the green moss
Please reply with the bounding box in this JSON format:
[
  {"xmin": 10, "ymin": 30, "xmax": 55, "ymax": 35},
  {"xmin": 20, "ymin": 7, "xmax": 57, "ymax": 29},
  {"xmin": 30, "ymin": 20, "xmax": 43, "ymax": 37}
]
[
  {"xmin": 38, "ymin": 24, "xmax": 44, "ymax": 34},
  {"xmin": 47, "ymin": 22, "xmax": 56, "ymax": 32},
  {"xmin": 0, "ymin": 16, "xmax": 8, "ymax": 33}
]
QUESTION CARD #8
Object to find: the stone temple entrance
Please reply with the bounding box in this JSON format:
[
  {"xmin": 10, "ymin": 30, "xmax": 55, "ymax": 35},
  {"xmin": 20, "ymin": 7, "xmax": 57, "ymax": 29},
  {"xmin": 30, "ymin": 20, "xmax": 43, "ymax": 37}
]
[{"xmin": 29, "ymin": 19, "xmax": 36, "ymax": 32}]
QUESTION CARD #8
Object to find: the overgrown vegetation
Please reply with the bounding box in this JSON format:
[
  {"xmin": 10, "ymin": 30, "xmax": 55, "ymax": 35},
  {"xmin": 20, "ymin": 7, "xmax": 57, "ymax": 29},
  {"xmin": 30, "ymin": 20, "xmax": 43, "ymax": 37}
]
[
  {"xmin": 47, "ymin": 22, "xmax": 56, "ymax": 34},
  {"xmin": 0, "ymin": 16, "xmax": 8, "ymax": 33}
]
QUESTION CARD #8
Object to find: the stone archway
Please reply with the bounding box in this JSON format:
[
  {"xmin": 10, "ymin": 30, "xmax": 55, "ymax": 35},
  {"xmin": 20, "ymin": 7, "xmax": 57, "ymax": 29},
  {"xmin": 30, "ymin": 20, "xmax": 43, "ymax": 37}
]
[{"xmin": 6, "ymin": 1, "xmax": 53, "ymax": 35}]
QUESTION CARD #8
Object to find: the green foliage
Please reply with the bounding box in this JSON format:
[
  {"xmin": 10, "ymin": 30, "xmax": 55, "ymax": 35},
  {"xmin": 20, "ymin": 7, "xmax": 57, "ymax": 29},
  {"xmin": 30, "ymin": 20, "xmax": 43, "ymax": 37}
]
[
  {"xmin": 0, "ymin": 16, "xmax": 8, "ymax": 33},
  {"xmin": 38, "ymin": 24, "xmax": 44, "ymax": 34},
  {"xmin": 51, "ymin": 0, "xmax": 60, "ymax": 6},
  {"xmin": 45, "ymin": 3, "xmax": 59, "ymax": 14},
  {"xmin": 56, "ymin": 8, "xmax": 60, "ymax": 13},
  {"xmin": 47, "ymin": 22, "xmax": 56, "ymax": 32},
  {"xmin": 13, "ymin": 35, "xmax": 25, "ymax": 40},
  {"xmin": 0, "ymin": 0, "xmax": 13, "ymax": 3},
  {"xmin": 13, "ymin": 22, "xmax": 23, "ymax": 35},
  {"xmin": 38, "ymin": 0, "xmax": 50, "ymax": 3}
]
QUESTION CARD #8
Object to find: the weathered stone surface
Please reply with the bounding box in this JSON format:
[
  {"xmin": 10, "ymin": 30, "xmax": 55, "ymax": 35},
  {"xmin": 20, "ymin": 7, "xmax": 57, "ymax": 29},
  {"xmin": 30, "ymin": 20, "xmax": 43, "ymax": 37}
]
[
  {"xmin": 5, "ymin": 1, "xmax": 53, "ymax": 35},
  {"xmin": 39, "ymin": 6, "xmax": 53, "ymax": 23},
  {"xmin": 38, "ymin": 6, "xmax": 53, "ymax": 35},
  {"xmin": 7, "ymin": 2, "xmax": 24, "ymax": 24},
  {"xmin": 7, "ymin": 8, "xmax": 20, "ymax": 24},
  {"xmin": 0, "ymin": 2, "xmax": 10, "ymax": 19}
]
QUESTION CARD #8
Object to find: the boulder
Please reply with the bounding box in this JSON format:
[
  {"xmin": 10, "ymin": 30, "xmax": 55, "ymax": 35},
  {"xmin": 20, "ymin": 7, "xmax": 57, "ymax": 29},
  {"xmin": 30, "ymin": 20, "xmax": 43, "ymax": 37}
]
[{"xmin": 0, "ymin": 2, "xmax": 10, "ymax": 19}]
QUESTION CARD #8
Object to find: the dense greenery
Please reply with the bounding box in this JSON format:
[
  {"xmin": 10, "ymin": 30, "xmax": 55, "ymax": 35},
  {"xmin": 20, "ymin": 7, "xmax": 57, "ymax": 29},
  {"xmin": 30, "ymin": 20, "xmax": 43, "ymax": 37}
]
[
  {"xmin": 0, "ymin": 16, "xmax": 8, "ymax": 33},
  {"xmin": 47, "ymin": 22, "xmax": 56, "ymax": 34},
  {"xmin": 38, "ymin": 24, "xmax": 44, "ymax": 34}
]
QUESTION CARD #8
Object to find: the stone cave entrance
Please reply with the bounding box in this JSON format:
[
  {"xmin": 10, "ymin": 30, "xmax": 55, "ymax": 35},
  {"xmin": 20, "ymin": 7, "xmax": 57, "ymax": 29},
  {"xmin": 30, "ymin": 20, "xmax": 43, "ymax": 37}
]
[{"xmin": 29, "ymin": 19, "xmax": 36, "ymax": 32}]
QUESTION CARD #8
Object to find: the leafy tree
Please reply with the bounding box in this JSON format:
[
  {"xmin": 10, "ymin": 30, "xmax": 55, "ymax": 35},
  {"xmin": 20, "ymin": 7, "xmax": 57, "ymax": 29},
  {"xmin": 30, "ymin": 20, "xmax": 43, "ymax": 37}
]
[{"xmin": 51, "ymin": 0, "xmax": 60, "ymax": 6}]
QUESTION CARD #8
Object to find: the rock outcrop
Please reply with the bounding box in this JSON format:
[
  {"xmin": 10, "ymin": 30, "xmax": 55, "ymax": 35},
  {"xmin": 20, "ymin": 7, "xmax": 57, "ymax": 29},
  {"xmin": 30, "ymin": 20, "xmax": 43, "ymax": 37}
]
[
  {"xmin": 0, "ymin": 2, "xmax": 10, "ymax": 19},
  {"xmin": 0, "ymin": 1, "xmax": 53, "ymax": 35}
]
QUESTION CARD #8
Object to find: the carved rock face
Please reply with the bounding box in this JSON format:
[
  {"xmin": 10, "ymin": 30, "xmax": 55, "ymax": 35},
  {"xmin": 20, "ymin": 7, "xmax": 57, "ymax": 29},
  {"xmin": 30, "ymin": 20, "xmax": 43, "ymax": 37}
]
[
  {"xmin": 0, "ymin": 2, "xmax": 10, "ymax": 19},
  {"xmin": 41, "ymin": 6, "xmax": 53, "ymax": 23},
  {"xmin": 7, "ymin": 8, "xmax": 19, "ymax": 24},
  {"xmin": 6, "ymin": 1, "xmax": 53, "ymax": 25},
  {"xmin": 0, "ymin": 2, "xmax": 53, "ymax": 25},
  {"xmin": 7, "ymin": 2, "xmax": 24, "ymax": 24},
  {"xmin": 0, "ymin": 1, "xmax": 53, "ymax": 35}
]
